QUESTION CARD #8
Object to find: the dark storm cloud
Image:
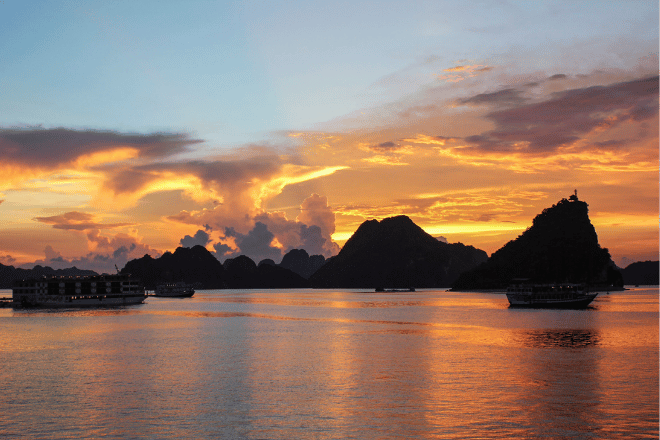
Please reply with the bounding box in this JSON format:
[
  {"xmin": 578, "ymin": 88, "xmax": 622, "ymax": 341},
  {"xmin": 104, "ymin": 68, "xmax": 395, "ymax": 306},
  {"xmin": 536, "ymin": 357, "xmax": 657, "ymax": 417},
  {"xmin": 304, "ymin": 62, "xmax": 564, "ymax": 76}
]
[
  {"xmin": 113, "ymin": 244, "xmax": 136, "ymax": 259},
  {"xmin": 459, "ymin": 88, "xmax": 526, "ymax": 106},
  {"xmin": 180, "ymin": 230, "xmax": 211, "ymax": 248},
  {"xmin": 34, "ymin": 211, "xmax": 132, "ymax": 230},
  {"xmin": 0, "ymin": 127, "xmax": 203, "ymax": 167},
  {"xmin": 298, "ymin": 224, "xmax": 326, "ymax": 255},
  {"xmin": 212, "ymin": 242, "xmax": 233, "ymax": 259},
  {"xmin": 466, "ymin": 76, "xmax": 658, "ymax": 153},
  {"xmin": 220, "ymin": 222, "xmax": 281, "ymax": 263}
]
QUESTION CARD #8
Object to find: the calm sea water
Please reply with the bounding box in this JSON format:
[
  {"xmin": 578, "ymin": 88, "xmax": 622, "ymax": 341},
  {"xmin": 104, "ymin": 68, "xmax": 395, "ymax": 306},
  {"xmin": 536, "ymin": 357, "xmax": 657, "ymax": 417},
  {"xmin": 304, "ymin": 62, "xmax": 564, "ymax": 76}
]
[{"xmin": 0, "ymin": 287, "xmax": 657, "ymax": 439}]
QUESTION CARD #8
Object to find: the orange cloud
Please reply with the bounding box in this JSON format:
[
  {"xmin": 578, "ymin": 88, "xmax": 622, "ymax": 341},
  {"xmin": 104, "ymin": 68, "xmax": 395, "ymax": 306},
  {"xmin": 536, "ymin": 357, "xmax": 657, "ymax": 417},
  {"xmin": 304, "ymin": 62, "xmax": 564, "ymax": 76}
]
[
  {"xmin": 436, "ymin": 64, "xmax": 493, "ymax": 82},
  {"xmin": 34, "ymin": 211, "xmax": 133, "ymax": 230}
]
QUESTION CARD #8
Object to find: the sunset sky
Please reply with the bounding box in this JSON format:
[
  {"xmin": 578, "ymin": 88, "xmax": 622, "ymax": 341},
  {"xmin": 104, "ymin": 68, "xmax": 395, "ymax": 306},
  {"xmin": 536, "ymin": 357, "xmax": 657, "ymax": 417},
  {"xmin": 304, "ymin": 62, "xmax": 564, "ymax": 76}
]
[{"xmin": 0, "ymin": 0, "xmax": 657, "ymax": 273}]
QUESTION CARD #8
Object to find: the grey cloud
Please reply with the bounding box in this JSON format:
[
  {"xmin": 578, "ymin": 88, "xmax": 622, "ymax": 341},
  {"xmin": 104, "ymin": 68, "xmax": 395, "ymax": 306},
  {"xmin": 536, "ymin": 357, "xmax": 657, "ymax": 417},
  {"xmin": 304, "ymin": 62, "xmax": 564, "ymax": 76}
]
[
  {"xmin": 0, "ymin": 254, "xmax": 16, "ymax": 265},
  {"xmin": 212, "ymin": 243, "xmax": 233, "ymax": 259},
  {"xmin": 103, "ymin": 154, "xmax": 285, "ymax": 196},
  {"xmin": 368, "ymin": 141, "xmax": 399, "ymax": 152},
  {"xmin": 398, "ymin": 104, "xmax": 438, "ymax": 118},
  {"xmin": 466, "ymin": 75, "xmax": 659, "ymax": 153},
  {"xmin": 0, "ymin": 127, "xmax": 202, "ymax": 167},
  {"xmin": 180, "ymin": 230, "xmax": 211, "ymax": 248},
  {"xmin": 113, "ymin": 246, "xmax": 130, "ymax": 259},
  {"xmin": 299, "ymin": 224, "xmax": 327, "ymax": 256},
  {"xmin": 22, "ymin": 243, "xmax": 157, "ymax": 274},
  {"xmin": 476, "ymin": 214, "xmax": 495, "ymax": 222},
  {"xmin": 227, "ymin": 222, "xmax": 282, "ymax": 263},
  {"xmin": 459, "ymin": 88, "xmax": 526, "ymax": 106}
]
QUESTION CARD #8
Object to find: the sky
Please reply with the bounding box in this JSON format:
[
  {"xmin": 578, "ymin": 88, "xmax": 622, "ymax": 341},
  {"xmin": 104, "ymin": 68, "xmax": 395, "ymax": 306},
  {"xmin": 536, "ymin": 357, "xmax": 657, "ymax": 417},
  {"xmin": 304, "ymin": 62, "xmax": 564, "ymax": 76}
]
[{"xmin": 0, "ymin": 0, "xmax": 657, "ymax": 273}]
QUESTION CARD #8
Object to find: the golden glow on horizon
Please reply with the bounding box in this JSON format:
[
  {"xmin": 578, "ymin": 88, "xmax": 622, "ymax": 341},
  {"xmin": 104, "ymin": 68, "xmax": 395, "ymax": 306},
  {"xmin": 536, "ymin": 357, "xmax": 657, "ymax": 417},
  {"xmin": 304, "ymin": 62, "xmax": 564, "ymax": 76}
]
[
  {"xmin": 332, "ymin": 222, "xmax": 527, "ymax": 243},
  {"xmin": 1, "ymin": 69, "xmax": 657, "ymax": 270},
  {"xmin": 590, "ymin": 213, "xmax": 658, "ymax": 228}
]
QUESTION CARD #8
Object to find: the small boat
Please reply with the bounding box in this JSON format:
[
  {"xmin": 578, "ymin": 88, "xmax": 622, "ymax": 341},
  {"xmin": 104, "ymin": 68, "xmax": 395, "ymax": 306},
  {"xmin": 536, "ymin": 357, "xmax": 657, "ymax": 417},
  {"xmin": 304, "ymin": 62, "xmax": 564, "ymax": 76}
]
[
  {"xmin": 154, "ymin": 282, "xmax": 195, "ymax": 298},
  {"xmin": 375, "ymin": 287, "xmax": 415, "ymax": 292},
  {"xmin": 506, "ymin": 282, "xmax": 597, "ymax": 308}
]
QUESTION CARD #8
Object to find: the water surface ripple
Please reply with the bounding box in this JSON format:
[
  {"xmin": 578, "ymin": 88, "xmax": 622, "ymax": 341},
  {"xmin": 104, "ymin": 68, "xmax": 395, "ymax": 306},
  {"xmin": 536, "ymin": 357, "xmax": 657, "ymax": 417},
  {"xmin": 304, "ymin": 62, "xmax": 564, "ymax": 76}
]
[{"xmin": 0, "ymin": 287, "xmax": 657, "ymax": 439}]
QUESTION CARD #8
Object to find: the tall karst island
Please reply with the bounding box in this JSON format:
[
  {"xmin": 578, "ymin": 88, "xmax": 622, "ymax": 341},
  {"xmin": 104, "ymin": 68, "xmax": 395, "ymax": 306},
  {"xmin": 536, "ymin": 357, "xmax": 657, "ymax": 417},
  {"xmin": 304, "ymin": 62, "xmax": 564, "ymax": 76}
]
[
  {"xmin": 452, "ymin": 193, "xmax": 623, "ymax": 290},
  {"xmin": 309, "ymin": 215, "xmax": 488, "ymax": 288}
]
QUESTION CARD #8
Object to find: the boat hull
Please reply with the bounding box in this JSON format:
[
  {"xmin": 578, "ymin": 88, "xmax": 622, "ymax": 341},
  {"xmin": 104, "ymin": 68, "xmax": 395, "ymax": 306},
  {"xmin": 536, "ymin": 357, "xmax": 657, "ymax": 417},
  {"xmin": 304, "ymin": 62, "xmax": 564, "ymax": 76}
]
[
  {"xmin": 153, "ymin": 283, "xmax": 195, "ymax": 298},
  {"xmin": 14, "ymin": 294, "xmax": 146, "ymax": 308},
  {"xmin": 506, "ymin": 292, "xmax": 598, "ymax": 308},
  {"xmin": 153, "ymin": 291, "xmax": 194, "ymax": 298}
]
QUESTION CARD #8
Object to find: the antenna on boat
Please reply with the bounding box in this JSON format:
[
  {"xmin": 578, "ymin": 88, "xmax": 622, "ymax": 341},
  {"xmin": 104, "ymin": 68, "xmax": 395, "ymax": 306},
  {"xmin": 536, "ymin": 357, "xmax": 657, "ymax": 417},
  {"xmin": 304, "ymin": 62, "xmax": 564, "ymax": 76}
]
[{"xmin": 115, "ymin": 264, "xmax": 120, "ymax": 274}]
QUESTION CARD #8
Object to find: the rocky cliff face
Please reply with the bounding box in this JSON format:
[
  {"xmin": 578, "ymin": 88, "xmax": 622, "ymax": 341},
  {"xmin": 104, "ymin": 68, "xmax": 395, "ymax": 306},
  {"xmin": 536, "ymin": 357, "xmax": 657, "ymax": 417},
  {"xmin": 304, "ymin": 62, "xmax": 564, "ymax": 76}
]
[
  {"xmin": 309, "ymin": 215, "xmax": 488, "ymax": 288},
  {"xmin": 452, "ymin": 195, "xmax": 623, "ymax": 290}
]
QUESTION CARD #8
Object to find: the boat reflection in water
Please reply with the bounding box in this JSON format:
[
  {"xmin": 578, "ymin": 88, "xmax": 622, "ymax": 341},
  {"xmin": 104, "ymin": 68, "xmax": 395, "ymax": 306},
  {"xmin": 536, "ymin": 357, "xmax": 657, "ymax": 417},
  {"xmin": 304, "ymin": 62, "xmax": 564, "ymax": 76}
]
[{"xmin": 516, "ymin": 329, "xmax": 601, "ymax": 349}]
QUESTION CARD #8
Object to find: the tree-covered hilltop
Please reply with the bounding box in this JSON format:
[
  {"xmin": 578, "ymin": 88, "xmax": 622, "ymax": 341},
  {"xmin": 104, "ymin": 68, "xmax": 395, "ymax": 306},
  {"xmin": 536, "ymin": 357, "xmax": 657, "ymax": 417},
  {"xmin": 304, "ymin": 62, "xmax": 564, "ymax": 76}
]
[
  {"xmin": 452, "ymin": 194, "xmax": 623, "ymax": 290},
  {"xmin": 309, "ymin": 215, "xmax": 488, "ymax": 288}
]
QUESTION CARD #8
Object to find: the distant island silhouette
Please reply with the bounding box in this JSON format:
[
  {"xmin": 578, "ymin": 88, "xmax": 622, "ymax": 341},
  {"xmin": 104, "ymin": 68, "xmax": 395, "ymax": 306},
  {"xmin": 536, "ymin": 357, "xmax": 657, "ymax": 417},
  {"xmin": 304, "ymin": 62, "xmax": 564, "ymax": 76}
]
[
  {"xmin": 0, "ymin": 264, "xmax": 97, "ymax": 289},
  {"xmin": 309, "ymin": 215, "xmax": 488, "ymax": 288},
  {"xmin": 451, "ymin": 193, "xmax": 625, "ymax": 290},
  {"xmin": 2, "ymin": 196, "xmax": 655, "ymax": 290},
  {"xmin": 620, "ymin": 261, "xmax": 659, "ymax": 285}
]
